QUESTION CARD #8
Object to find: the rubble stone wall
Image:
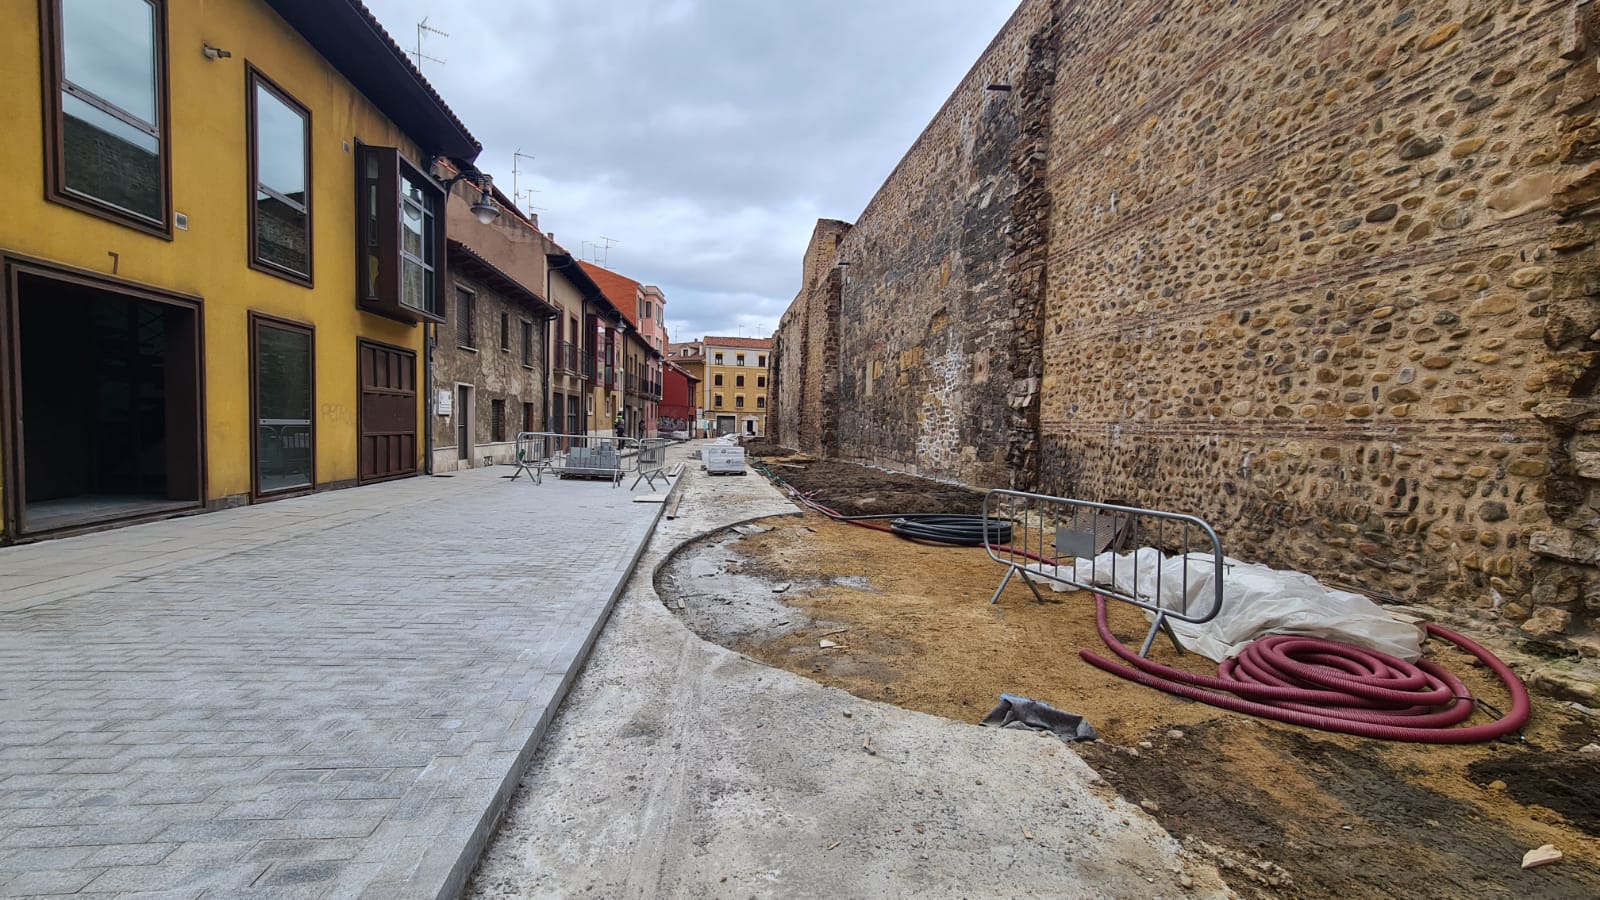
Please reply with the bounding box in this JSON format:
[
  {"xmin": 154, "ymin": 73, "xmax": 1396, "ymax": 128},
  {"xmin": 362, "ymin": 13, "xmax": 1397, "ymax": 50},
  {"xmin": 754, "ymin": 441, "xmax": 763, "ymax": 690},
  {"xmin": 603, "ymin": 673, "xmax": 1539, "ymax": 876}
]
[
  {"xmin": 776, "ymin": 0, "xmax": 1600, "ymax": 645},
  {"xmin": 773, "ymin": 219, "xmax": 850, "ymax": 455}
]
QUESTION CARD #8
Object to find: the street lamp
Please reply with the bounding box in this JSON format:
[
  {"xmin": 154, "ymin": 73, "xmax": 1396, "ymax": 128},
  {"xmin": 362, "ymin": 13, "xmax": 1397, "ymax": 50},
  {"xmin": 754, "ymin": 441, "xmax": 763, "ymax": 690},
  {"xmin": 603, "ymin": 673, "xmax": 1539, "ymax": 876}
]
[{"xmin": 470, "ymin": 174, "xmax": 500, "ymax": 225}]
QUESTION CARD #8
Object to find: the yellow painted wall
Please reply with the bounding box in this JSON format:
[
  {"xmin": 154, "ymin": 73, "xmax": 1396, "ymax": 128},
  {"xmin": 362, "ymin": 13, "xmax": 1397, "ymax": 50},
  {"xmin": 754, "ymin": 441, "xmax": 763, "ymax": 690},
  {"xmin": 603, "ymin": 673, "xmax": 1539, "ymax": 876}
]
[
  {"xmin": 0, "ymin": 0, "xmax": 432, "ymax": 537},
  {"xmin": 704, "ymin": 353, "xmax": 770, "ymax": 425}
]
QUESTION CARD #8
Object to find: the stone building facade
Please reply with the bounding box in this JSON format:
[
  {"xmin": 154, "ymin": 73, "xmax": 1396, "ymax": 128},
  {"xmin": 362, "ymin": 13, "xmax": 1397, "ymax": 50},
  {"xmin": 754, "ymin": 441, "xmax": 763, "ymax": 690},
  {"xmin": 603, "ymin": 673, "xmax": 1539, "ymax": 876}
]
[
  {"xmin": 774, "ymin": 0, "xmax": 1600, "ymax": 649},
  {"xmin": 431, "ymin": 241, "xmax": 553, "ymax": 472}
]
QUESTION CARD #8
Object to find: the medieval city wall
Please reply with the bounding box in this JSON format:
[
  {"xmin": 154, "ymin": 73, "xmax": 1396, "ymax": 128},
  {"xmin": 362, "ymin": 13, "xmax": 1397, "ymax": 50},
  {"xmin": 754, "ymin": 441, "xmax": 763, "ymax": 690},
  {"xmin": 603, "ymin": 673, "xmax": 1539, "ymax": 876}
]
[{"xmin": 777, "ymin": 0, "xmax": 1600, "ymax": 644}]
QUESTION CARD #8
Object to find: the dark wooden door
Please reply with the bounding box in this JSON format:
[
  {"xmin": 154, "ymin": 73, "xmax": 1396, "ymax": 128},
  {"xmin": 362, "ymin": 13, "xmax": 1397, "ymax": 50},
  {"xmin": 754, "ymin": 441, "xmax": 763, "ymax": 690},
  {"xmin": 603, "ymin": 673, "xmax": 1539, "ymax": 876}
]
[{"xmin": 357, "ymin": 339, "xmax": 417, "ymax": 483}]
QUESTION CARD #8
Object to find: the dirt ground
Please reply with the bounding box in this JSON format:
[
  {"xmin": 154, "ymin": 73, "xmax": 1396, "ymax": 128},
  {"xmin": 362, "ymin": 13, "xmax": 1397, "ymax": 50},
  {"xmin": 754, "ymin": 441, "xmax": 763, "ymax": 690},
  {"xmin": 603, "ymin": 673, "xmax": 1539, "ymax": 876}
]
[
  {"xmin": 665, "ymin": 449, "xmax": 1600, "ymax": 900},
  {"xmin": 742, "ymin": 442, "xmax": 986, "ymax": 516}
]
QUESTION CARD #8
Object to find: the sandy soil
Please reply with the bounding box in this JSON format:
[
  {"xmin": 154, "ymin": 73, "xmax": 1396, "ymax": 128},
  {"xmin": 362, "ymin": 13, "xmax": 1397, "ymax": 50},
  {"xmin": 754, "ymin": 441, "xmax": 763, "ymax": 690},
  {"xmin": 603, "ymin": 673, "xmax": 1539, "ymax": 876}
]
[{"xmin": 666, "ymin": 454, "xmax": 1600, "ymax": 900}]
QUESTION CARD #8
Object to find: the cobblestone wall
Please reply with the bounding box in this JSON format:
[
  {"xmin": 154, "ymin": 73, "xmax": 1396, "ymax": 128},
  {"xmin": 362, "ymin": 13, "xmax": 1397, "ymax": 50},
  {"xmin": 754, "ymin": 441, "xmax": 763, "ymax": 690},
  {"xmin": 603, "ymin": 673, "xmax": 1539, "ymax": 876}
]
[
  {"xmin": 773, "ymin": 220, "xmax": 850, "ymax": 455},
  {"xmin": 777, "ymin": 0, "xmax": 1600, "ymax": 647}
]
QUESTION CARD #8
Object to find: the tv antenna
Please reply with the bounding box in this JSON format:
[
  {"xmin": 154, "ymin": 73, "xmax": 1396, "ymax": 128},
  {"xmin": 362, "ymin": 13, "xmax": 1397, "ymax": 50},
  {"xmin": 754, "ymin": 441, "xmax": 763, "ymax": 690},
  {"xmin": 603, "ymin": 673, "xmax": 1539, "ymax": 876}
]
[
  {"xmin": 411, "ymin": 17, "xmax": 447, "ymax": 75},
  {"xmin": 511, "ymin": 150, "xmax": 541, "ymax": 214},
  {"xmin": 597, "ymin": 235, "xmax": 620, "ymax": 267}
]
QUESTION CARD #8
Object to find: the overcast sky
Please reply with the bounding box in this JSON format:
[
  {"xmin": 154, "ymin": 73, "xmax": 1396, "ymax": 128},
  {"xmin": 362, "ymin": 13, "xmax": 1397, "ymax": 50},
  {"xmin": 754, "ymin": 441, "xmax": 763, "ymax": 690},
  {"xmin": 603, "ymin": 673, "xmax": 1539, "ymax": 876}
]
[{"xmin": 361, "ymin": 0, "xmax": 1020, "ymax": 343}]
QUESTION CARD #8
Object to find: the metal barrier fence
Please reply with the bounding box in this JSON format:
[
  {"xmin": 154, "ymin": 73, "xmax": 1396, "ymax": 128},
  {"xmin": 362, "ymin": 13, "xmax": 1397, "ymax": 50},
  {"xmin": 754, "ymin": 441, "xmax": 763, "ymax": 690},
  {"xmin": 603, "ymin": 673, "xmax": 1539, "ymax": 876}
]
[
  {"xmin": 631, "ymin": 439, "xmax": 670, "ymax": 490},
  {"xmin": 982, "ymin": 489, "xmax": 1226, "ymax": 657},
  {"xmin": 510, "ymin": 433, "xmax": 672, "ymax": 489}
]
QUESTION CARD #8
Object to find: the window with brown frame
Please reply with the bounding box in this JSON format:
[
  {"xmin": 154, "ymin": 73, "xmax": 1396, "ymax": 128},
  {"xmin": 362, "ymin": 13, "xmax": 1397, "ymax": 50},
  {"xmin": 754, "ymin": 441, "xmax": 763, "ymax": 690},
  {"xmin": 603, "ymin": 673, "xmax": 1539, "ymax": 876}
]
[
  {"xmin": 247, "ymin": 66, "xmax": 311, "ymax": 283},
  {"xmin": 356, "ymin": 144, "xmax": 445, "ymax": 322},
  {"xmin": 456, "ymin": 287, "xmax": 475, "ymax": 348},
  {"xmin": 41, "ymin": 0, "xmax": 172, "ymax": 235},
  {"xmin": 521, "ymin": 319, "xmax": 533, "ymax": 367},
  {"xmin": 490, "ymin": 399, "xmax": 506, "ymax": 443}
]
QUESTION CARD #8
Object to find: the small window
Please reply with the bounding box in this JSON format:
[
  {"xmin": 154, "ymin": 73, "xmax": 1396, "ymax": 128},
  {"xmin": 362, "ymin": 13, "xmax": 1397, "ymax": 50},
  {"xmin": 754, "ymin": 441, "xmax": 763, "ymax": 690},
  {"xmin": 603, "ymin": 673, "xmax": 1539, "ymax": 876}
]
[
  {"xmin": 736, "ymin": 354, "xmax": 746, "ymax": 366},
  {"xmin": 521, "ymin": 320, "xmax": 533, "ymax": 366},
  {"xmin": 714, "ymin": 393, "xmax": 723, "ymax": 408},
  {"xmin": 714, "ymin": 373, "xmax": 723, "ymax": 386},
  {"xmin": 714, "ymin": 353, "xmax": 724, "ymax": 365},
  {"xmin": 757, "ymin": 376, "xmax": 766, "ymax": 388},
  {"xmin": 456, "ymin": 288, "xmax": 475, "ymax": 348},
  {"xmin": 735, "ymin": 375, "xmax": 745, "ymax": 388},
  {"xmin": 758, "ymin": 355, "xmax": 766, "ymax": 367},
  {"xmin": 357, "ymin": 145, "xmax": 445, "ymax": 322},
  {"xmin": 490, "ymin": 399, "xmax": 506, "ymax": 443},
  {"xmin": 500, "ymin": 312, "xmax": 510, "ymax": 350},
  {"xmin": 43, "ymin": 0, "xmax": 171, "ymax": 234},
  {"xmin": 735, "ymin": 395, "xmax": 745, "ymax": 408},
  {"xmin": 247, "ymin": 67, "xmax": 311, "ymax": 283},
  {"xmin": 757, "ymin": 396, "xmax": 766, "ymax": 409}
]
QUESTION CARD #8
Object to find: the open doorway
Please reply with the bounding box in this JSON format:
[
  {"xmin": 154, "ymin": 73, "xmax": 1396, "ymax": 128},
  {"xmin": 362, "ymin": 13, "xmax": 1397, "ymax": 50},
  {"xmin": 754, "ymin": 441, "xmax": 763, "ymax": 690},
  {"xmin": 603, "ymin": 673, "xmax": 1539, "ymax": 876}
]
[{"xmin": 3, "ymin": 264, "xmax": 203, "ymax": 535}]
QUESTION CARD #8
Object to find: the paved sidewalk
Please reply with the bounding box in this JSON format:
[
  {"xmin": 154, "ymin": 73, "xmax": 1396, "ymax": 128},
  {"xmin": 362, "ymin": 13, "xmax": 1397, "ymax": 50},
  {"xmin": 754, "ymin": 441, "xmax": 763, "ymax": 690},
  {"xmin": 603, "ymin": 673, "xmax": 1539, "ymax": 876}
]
[{"xmin": 0, "ymin": 465, "xmax": 671, "ymax": 899}]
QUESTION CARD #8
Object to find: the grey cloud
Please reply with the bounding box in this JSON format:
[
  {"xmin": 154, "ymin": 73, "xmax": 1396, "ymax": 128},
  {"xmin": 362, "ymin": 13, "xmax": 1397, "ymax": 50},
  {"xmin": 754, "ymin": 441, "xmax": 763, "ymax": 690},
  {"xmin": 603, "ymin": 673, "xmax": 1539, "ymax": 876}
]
[{"xmin": 363, "ymin": 0, "xmax": 1020, "ymax": 340}]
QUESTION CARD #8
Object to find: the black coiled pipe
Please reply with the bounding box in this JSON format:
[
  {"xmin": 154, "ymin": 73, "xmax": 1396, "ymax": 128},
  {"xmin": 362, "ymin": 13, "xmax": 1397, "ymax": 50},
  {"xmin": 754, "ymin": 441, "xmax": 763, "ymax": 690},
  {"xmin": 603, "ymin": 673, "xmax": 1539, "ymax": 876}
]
[{"xmin": 888, "ymin": 514, "xmax": 1013, "ymax": 546}]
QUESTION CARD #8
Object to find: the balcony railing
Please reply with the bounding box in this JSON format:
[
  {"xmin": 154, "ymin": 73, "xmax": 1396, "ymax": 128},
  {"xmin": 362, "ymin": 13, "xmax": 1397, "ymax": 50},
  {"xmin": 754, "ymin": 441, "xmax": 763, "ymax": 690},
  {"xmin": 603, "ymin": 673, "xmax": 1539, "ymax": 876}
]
[
  {"xmin": 604, "ymin": 364, "xmax": 618, "ymax": 389},
  {"xmin": 558, "ymin": 341, "xmax": 580, "ymax": 375},
  {"xmin": 581, "ymin": 349, "xmax": 597, "ymax": 381}
]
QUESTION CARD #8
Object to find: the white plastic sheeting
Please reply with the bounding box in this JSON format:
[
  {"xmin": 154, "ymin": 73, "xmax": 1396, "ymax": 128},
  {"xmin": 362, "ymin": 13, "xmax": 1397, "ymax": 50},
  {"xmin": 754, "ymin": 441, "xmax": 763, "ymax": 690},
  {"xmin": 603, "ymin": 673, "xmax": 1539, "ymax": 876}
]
[{"xmin": 1023, "ymin": 548, "xmax": 1425, "ymax": 662}]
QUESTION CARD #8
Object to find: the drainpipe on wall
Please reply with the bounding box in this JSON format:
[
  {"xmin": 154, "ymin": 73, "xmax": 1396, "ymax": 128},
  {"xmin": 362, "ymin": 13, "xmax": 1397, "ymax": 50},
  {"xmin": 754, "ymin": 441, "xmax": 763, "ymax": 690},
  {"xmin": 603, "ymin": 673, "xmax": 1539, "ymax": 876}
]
[{"xmin": 424, "ymin": 322, "xmax": 436, "ymax": 475}]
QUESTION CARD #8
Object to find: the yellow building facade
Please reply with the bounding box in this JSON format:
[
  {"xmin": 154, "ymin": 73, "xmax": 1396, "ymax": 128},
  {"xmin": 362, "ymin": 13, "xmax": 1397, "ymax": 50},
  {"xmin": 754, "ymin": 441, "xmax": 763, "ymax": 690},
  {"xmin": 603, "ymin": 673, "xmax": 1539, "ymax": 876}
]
[
  {"xmin": 0, "ymin": 0, "xmax": 480, "ymax": 540},
  {"xmin": 701, "ymin": 337, "xmax": 771, "ymax": 437}
]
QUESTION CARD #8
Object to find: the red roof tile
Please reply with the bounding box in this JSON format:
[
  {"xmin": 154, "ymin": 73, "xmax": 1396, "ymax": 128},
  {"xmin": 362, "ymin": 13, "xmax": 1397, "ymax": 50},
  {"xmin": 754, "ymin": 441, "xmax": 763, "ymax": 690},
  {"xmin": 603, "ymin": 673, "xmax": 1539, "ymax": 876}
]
[
  {"xmin": 578, "ymin": 261, "xmax": 642, "ymax": 328},
  {"xmin": 702, "ymin": 336, "xmax": 774, "ymax": 350}
]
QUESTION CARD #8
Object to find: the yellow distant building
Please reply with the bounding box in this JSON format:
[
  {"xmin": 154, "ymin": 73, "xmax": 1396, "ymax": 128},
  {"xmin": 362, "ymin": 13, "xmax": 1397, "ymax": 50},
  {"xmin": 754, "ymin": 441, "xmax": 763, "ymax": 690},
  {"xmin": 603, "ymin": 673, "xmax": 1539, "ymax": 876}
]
[
  {"xmin": 0, "ymin": 0, "xmax": 481, "ymax": 540},
  {"xmin": 701, "ymin": 337, "xmax": 772, "ymax": 437}
]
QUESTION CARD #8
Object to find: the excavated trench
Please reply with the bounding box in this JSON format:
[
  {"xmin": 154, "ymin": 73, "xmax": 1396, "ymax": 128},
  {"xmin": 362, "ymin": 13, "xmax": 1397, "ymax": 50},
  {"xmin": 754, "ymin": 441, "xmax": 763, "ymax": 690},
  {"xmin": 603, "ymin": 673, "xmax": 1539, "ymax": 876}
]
[{"xmin": 658, "ymin": 451, "xmax": 1600, "ymax": 900}]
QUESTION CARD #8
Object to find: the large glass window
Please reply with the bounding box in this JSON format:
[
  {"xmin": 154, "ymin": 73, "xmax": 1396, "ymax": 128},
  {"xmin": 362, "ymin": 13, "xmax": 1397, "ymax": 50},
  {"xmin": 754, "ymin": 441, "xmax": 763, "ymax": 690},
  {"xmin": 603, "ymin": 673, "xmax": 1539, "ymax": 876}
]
[
  {"xmin": 47, "ymin": 0, "xmax": 169, "ymax": 230},
  {"xmin": 399, "ymin": 173, "xmax": 436, "ymax": 314},
  {"xmin": 248, "ymin": 68, "xmax": 311, "ymax": 281},
  {"xmin": 252, "ymin": 317, "xmax": 314, "ymax": 496}
]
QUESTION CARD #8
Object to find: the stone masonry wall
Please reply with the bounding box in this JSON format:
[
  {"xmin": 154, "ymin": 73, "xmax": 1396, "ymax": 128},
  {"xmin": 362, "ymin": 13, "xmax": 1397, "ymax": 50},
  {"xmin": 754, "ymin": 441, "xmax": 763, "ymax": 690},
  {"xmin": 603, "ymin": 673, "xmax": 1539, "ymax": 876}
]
[
  {"xmin": 1034, "ymin": 0, "xmax": 1590, "ymax": 643},
  {"xmin": 774, "ymin": 219, "xmax": 850, "ymax": 455},
  {"xmin": 826, "ymin": 0, "xmax": 1056, "ymax": 486},
  {"xmin": 778, "ymin": 0, "xmax": 1600, "ymax": 644}
]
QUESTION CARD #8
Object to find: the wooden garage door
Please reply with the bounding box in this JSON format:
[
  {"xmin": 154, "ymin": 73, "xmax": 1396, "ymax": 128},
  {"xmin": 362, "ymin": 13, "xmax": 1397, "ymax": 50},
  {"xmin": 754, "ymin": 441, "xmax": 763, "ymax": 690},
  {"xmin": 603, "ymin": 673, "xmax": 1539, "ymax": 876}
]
[{"xmin": 357, "ymin": 339, "xmax": 417, "ymax": 483}]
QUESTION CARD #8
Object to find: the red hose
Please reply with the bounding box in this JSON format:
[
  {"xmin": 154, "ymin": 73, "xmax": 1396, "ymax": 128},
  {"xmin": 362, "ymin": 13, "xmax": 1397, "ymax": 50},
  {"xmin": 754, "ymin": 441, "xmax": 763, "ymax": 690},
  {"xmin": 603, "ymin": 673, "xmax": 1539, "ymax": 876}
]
[{"xmin": 1079, "ymin": 595, "xmax": 1530, "ymax": 744}]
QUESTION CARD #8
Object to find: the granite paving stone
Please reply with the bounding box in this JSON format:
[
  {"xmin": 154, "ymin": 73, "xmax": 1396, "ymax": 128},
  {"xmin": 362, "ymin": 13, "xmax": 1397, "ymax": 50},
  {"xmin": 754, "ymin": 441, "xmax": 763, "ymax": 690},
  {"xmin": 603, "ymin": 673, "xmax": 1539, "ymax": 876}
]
[{"xmin": 0, "ymin": 467, "xmax": 668, "ymax": 899}]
